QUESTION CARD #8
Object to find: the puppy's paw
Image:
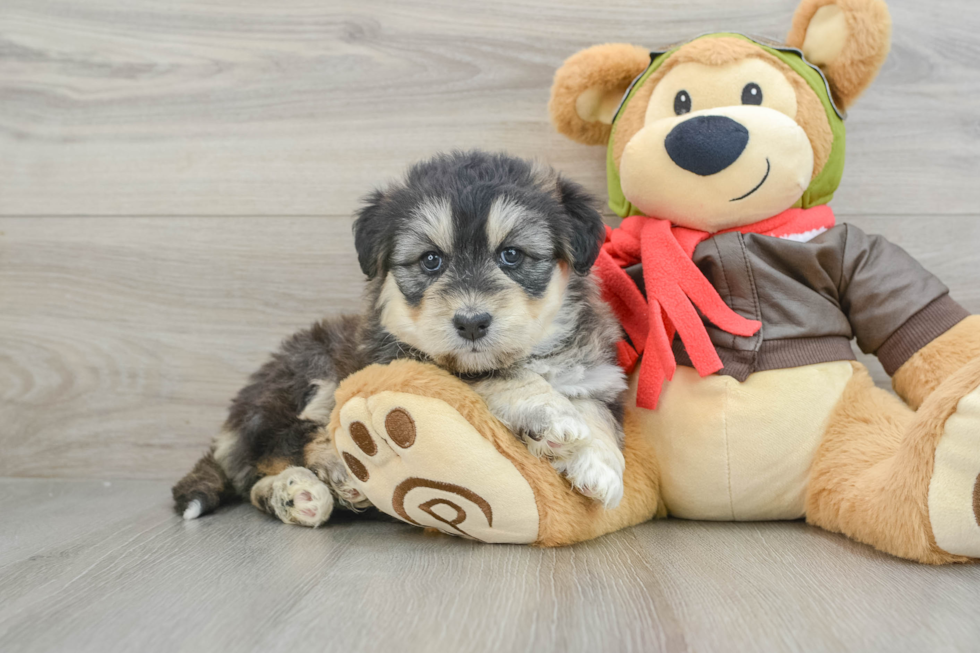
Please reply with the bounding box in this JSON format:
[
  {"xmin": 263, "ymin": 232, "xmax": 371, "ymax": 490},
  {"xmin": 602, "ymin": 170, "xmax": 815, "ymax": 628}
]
[
  {"xmin": 266, "ymin": 467, "xmax": 334, "ymax": 527},
  {"xmin": 554, "ymin": 440, "xmax": 625, "ymax": 509},
  {"xmin": 315, "ymin": 458, "xmax": 372, "ymax": 510},
  {"xmin": 517, "ymin": 402, "xmax": 592, "ymax": 460}
]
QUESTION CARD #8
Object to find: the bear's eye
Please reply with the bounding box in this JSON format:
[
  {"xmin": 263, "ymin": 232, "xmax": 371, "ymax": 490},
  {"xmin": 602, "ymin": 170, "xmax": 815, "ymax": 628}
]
[
  {"xmin": 741, "ymin": 83, "xmax": 763, "ymax": 106},
  {"xmin": 419, "ymin": 251, "xmax": 443, "ymax": 273},
  {"xmin": 673, "ymin": 90, "xmax": 692, "ymax": 116}
]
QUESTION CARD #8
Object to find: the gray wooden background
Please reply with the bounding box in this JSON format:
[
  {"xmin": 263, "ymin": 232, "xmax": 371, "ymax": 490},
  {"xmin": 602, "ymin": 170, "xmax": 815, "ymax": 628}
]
[
  {"xmin": 3, "ymin": 3, "xmax": 980, "ymax": 652},
  {"xmin": 2, "ymin": 0, "xmax": 979, "ymax": 482}
]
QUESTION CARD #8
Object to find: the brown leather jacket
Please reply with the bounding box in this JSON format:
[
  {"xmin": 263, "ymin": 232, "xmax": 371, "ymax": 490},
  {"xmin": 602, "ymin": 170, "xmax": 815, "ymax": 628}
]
[{"xmin": 626, "ymin": 223, "xmax": 968, "ymax": 381}]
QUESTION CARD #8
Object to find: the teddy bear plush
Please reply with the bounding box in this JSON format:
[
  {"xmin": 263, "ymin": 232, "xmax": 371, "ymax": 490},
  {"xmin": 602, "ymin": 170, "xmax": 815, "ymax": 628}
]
[{"xmin": 330, "ymin": 0, "xmax": 980, "ymax": 563}]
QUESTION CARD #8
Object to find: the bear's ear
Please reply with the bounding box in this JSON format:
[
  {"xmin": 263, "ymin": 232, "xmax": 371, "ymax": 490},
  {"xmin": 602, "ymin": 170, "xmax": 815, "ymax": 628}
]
[
  {"xmin": 549, "ymin": 43, "xmax": 651, "ymax": 146},
  {"xmin": 786, "ymin": 0, "xmax": 891, "ymax": 110}
]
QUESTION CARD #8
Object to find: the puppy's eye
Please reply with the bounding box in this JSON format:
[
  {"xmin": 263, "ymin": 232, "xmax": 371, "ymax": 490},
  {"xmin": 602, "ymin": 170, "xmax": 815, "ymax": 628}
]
[
  {"xmin": 419, "ymin": 251, "xmax": 443, "ymax": 273},
  {"xmin": 741, "ymin": 83, "xmax": 763, "ymax": 106},
  {"xmin": 499, "ymin": 248, "xmax": 523, "ymax": 267},
  {"xmin": 674, "ymin": 90, "xmax": 691, "ymax": 116}
]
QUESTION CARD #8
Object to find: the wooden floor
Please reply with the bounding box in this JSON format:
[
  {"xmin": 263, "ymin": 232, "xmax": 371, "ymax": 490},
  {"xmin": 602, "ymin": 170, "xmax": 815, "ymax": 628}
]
[
  {"xmin": 2, "ymin": 0, "xmax": 980, "ymax": 651},
  {"xmin": 1, "ymin": 478, "xmax": 978, "ymax": 653}
]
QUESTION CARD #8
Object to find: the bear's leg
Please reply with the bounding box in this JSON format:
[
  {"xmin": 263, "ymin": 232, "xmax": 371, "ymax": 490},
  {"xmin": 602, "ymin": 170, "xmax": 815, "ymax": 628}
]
[
  {"xmin": 329, "ymin": 360, "xmax": 663, "ymax": 546},
  {"xmin": 806, "ymin": 360, "xmax": 980, "ymax": 563}
]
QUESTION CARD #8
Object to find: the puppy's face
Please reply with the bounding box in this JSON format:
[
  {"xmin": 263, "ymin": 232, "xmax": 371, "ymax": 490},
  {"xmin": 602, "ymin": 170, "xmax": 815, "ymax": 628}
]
[
  {"xmin": 354, "ymin": 153, "xmax": 605, "ymax": 373},
  {"xmin": 380, "ymin": 195, "xmax": 573, "ymax": 373}
]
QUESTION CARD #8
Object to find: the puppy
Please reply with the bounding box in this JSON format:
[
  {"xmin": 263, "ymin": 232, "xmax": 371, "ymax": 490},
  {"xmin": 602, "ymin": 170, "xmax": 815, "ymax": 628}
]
[{"xmin": 173, "ymin": 151, "xmax": 627, "ymax": 528}]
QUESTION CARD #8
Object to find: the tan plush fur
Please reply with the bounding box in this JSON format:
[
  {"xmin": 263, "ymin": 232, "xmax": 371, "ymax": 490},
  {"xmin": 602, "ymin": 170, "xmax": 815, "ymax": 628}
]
[
  {"xmin": 806, "ymin": 360, "xmax": 980, "ymax": 564},
  {"xmin": 786, "ymin": 0, "xmax": 892, "ymax": 109},
  {"xmin": 549, "ymin": 43, "xmax": 651, "ymax": 146},
  {"xmin": 791, "ymin": 60, "xmax": 836, "ymax": 179},
  {"xmin": 330, "ymin": 359, "xmax": 663, "ymax": 547},
  {"xmin": 893, "ymin": 316, "xmax": 980, "ymax": 410},
  {"xmin": 608, "ymin": 68, "xmax": 657, "ymax": 167},
  {"xmin": 608, "ymin": 37, "xmax": 834, "ymax": 179}
]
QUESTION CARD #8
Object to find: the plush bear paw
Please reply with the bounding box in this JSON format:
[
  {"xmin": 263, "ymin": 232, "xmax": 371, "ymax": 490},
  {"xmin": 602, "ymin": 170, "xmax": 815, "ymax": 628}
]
[
  {"xmin": 928, "ymin": 380, "xmax": 980, "ymax": 558},
  {"xmin": 334, "ymin": 392, "xmax": 540, "ymax": 543}
]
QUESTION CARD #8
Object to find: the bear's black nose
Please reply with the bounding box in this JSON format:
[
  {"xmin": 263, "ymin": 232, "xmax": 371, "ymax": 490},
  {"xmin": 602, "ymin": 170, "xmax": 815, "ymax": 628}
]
[
  {"xmin": 664, "ymin": 115, "xmax": 749, "ymax": 176},
  {"xmin": 453, "ymin": 312, "xmax": 492, "ymax": 341}
]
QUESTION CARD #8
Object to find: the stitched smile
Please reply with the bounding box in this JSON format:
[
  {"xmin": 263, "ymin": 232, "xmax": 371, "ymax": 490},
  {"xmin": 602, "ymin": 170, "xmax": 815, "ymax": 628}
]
[{"xmin": 730, "ymin": 158, "xmax": 771, "ymax": 202}]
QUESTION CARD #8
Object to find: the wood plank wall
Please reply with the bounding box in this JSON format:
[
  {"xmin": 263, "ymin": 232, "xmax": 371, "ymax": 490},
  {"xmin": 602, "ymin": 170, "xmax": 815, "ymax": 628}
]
[{"xmin": 2, "ymin": 0, "xmax": 978, "ymax": 479}]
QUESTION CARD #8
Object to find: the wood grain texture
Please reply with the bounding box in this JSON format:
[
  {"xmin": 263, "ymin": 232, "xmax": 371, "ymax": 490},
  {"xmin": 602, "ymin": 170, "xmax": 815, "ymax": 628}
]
[
  {"xmin": 0, "ymin": 478, "xmax": 978, "ymax": 653},
  {"xmin": 0, "ymin": 216, "xmax": 362, "ymax": 478},
  {"xmin": 1, "ymin": 215, "xmax": 978, "ymax": 479},
  {"xmin": 2, "ymin": 0, "xmax": 980, "ymax": 216}
]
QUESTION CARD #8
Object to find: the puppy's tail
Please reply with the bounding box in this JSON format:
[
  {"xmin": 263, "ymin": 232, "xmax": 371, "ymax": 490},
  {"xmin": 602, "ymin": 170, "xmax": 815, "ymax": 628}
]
[{"xmin": 172, "ymin": 449, "xmax": 236, "ymax": 520}]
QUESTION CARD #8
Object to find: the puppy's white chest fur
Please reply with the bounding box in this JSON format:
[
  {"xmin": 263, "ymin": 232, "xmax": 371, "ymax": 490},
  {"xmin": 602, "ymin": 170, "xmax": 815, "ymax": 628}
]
[{"xmin": 526, "ymin": 360, "xmax": 627, "ymax": 400}]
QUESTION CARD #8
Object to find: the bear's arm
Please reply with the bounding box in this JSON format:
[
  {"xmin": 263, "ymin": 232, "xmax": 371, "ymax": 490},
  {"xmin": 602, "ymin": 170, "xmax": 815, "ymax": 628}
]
[
  {"xmin": 891, "ymin": 315, "xmax": 980, "ymax": 409},
  {"xmin": 835, "ymin": 224, "xmax": 970, "ymax": 380}
]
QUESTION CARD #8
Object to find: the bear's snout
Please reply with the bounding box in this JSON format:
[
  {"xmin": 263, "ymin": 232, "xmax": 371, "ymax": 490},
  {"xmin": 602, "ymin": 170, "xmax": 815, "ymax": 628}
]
[{"xmin": 665, "ymin": 115, "xmax": 749, "ymax": 176}]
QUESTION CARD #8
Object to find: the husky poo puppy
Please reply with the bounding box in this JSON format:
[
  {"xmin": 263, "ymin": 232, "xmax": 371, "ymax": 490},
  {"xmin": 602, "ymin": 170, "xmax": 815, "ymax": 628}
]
[{"xmin": 173, "ymin": 151, "xmax": 627, "ymax": 528}]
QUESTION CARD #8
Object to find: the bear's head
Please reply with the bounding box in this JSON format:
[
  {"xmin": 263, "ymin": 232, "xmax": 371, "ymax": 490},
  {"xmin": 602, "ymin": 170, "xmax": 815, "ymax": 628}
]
[{"xmin": 549, "ymin": 0, "xmax": 891, "ymax": 232}]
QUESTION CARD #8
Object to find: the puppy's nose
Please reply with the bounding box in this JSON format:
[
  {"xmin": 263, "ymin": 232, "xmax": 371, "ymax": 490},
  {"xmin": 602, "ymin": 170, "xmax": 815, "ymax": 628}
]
[
  {"xmin": 453, "ymin": 312, "xmax": 492, "ymax": 341},
  {"xmin": 665, "ymin": 115, "xmax": 749, "ymax": 176}
]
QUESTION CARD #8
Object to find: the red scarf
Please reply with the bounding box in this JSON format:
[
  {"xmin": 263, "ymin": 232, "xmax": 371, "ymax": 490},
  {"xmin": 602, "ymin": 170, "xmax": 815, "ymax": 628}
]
[{"xmin": 595, "ymin": 205, "xmax": 836, "ymax": 409}]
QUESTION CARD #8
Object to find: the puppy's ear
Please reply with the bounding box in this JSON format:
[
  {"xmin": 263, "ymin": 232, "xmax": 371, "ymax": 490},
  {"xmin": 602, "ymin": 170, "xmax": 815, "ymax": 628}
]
[
  {"xmin": 557, "ymin": 177, "xmax": 605, "ymax": 274},
  {"xmin": 786, "ymin": 0, "xmax": 891, "ymax": 110},
  {"xmin": 549, "ymin": 44, "xmax": 651, "ymax": 146},
  {"xmin": 352, "ymin": 189, "xmax": 392, "ymax": 280}
]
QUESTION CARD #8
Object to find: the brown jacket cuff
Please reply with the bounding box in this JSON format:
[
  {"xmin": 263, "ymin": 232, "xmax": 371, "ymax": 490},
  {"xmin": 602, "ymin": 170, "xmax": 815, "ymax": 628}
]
[{"xmin": 876, "ymin": 295, "xmax": 970, "ymax": 376}]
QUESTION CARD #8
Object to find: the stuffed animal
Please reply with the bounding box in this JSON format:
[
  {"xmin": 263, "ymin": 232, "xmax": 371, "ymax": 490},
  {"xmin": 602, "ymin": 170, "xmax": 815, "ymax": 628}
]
[{"xmin": 331, "ymin": 0, "xmax": 980, "ymax": 563}]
